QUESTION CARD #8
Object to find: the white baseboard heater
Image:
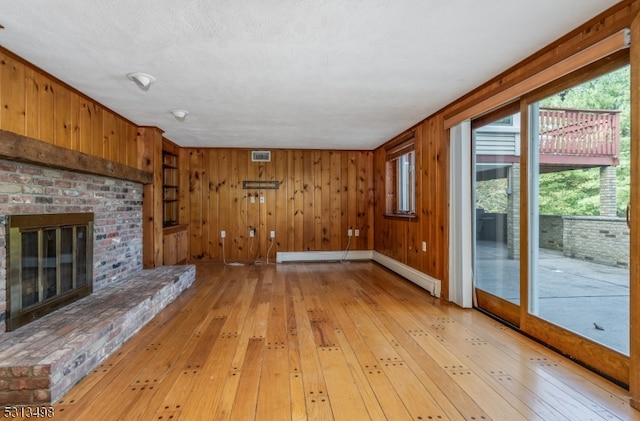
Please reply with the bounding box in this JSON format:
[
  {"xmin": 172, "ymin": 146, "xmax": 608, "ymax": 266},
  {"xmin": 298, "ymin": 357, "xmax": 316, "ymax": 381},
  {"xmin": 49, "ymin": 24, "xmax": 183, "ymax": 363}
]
[{"xmin": 275, "ymin": 250, "xmax": 441, "ymax": 298}]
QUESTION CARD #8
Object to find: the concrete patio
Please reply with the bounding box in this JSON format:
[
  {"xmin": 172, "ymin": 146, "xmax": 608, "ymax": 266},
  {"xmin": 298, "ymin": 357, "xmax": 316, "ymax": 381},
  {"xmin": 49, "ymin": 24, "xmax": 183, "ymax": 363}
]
[{"xmin": 475, "ymin": 240, "xmax": 629, "ymax": 354}]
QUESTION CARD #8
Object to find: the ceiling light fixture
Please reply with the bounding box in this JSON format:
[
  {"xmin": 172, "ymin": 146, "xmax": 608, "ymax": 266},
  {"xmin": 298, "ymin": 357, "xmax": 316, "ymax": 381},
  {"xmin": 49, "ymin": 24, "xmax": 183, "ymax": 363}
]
[
  {"xmin": 127, "ymin": 72, "xmax": 156, "ymax": 90},
  {"xmin": 170, "ymin": 109, "xmax": 189, "ymax": 121}
]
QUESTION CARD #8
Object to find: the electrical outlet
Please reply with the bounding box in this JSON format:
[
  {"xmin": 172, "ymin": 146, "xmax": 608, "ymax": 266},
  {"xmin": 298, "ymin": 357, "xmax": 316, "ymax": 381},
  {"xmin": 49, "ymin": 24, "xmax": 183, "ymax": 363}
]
[
  {"xmin": 221, "ymin": 230, "xmax": 226, "ymax": 238},
  {"xmin": 422, "ymin": 241, "xmax": 427, "ymax": 252},
  {"xmin": 270, "ymin": 231, "xmax": 276, "ymax": 238},
  {"xmin": 347, "ymin": 229, "xmax": 353, "ymax": 237},
  {"xmin": 250, "ymin": 196, "xmax": 255, "ymax": 204},
  {"xmin": 260, "ymin": 196, "xmax": 265, "ymax": 204},
  {"xmin": 249, "ymin": 229, "xmax": 255, "ymax": 238},
  {"xmin": 354, "ymin": 229, "xmax": 360, "ymax": 237}
]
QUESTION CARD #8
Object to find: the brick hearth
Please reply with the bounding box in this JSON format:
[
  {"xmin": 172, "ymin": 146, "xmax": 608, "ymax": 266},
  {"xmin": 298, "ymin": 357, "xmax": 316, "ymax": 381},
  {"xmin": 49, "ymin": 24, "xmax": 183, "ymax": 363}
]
[{"xmin": 0, "ymin": 265, "xmax": 195, "ymax": 405}]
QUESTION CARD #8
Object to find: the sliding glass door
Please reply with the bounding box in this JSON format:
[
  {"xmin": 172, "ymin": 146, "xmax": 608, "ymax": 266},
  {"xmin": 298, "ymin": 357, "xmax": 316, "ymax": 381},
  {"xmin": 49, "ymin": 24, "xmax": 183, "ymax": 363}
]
[
  {"xmin": 473, "ymin": 111, "xmax": 521, "ymax": 326},
  {"xmin": 527, "ymin": 65, "xmax": 630, "ymax": 358},
  {"xmin": 472, "ymin": 61, "xmax": 631, "ymax": 382}
]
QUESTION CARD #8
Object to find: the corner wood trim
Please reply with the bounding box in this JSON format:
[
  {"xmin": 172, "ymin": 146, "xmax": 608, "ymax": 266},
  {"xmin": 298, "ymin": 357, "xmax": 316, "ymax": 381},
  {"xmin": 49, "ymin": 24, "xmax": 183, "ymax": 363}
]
[{"xmin": 0, "ymin": 129, "xmax": 153, "ymax": 184}]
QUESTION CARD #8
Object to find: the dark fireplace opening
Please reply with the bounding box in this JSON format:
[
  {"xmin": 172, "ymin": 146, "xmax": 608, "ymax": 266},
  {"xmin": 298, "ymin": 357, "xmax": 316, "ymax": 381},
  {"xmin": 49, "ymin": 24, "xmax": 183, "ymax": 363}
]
[{"xmin": 6, "ymin": 213, "xmax": 94, "ymax": 331}]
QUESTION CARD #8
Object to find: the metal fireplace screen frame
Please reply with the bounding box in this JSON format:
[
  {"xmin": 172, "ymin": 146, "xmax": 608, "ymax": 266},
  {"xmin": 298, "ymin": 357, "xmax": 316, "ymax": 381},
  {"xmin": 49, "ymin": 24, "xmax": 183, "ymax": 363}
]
[{"xmin": 6, "ymin": 213, "xmax": 94, "ymax": 331}]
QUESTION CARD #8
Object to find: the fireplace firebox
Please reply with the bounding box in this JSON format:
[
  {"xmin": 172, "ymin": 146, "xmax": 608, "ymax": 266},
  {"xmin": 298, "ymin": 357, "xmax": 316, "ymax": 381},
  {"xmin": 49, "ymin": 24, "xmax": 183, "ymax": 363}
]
[{"xmin": 6, "ymin": 213, "xmax": 94, "ymax": 331}]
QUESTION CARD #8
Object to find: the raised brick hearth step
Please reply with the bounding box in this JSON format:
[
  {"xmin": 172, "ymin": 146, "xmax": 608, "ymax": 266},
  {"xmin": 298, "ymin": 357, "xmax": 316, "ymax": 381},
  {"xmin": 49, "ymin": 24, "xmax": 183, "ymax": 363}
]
[{"xmin": 0, "ymin": 265, "xmax": 195, "ymax": 405}]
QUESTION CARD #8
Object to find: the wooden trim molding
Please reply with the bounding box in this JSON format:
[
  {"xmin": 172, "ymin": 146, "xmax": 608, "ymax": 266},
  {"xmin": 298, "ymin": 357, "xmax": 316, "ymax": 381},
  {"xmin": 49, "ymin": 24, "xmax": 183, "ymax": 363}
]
[
  {"xmin": 0, "ymin": 129, "xmax": 152, "ymax": 184},
  {"xmin": 629, "ymin": 5, "xmax": 640, "ymax": 410},
  {"xmin": 444, "ymin": 29, "xmax": 631, "ymax": 129},
  {"xmin": 522, "ymin": 313, "xmax": 629, "ymax": 386}
]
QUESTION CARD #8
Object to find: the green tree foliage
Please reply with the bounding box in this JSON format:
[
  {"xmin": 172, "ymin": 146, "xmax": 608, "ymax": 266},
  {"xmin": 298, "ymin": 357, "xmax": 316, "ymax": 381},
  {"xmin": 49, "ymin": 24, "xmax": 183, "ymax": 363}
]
[
  {"xmin": 476, "ymin": 178, "xmax": 508, "ymax": 213},
  {"xmin": 538, "ymin": 65, "xmax": 630, "ymax": 216}
]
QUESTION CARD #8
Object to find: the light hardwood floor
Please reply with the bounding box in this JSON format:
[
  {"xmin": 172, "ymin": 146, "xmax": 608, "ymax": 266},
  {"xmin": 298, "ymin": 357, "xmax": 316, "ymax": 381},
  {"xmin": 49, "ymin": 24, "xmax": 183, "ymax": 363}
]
[{"xmin": 47, "ymin": 262, "xmax": 638, "ymax": 420}]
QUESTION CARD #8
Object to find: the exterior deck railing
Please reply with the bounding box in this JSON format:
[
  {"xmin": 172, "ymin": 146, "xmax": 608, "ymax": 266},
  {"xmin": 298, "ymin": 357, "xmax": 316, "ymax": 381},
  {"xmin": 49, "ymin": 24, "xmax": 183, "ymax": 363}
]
[{"xmin": 539, "ymin": 107, "xmax": 620, "ymax": 158}]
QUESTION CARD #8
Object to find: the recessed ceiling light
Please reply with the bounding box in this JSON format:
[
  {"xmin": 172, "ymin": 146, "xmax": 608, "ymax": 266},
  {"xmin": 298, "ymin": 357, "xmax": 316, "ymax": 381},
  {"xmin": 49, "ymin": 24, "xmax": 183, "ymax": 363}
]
[
  {"xmin": 127, "ymin": 72, "xmax": 155, "ymax": 90},
  {"xmin": 170, "ymin": 109, "xmax": 189, "ymax": 121}
]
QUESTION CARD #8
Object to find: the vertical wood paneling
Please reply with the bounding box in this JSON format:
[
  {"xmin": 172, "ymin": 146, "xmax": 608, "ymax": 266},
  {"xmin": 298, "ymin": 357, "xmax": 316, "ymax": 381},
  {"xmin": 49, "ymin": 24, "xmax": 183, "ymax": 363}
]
[
  {"xmin": 320, "ymin": 151, "xmax": 332, "ymax": 251},
  {"xmin": 24, "ymin": 68, "xmax": 39, "ymax": 140},
  {"xmin": 421, "ymin": 121, "xmax": 434, "ymax": 274},
  {"xmin": 246, "ymin": 155, "xmax": 259, "ymax": 260},
  {"xmin": 263, "ymin": 158, "xmax": 276, "ymax": 257},
  {"xmin": 230, "ymin": 150, "xmax": 244, "ymax": 260},
  {"xmin": 115, "ymin": 118, "xmax": 128, "ymax": 165},
  {"xmin": 330, "ymin": 152, "xmax": 342, "ymax": 250},
  {"xmin": 302, "ymin": 151, "xmax": 314, "ymax": 250},
  {"xmin": 1, "ymin": 53, "xmax": 26, "ymax": 135},
  {"xmin": 126, "ymin": 123, "xmax": 138, "ymax": 168},
  {"xmin": 0, "ymin": 47, "xmax": 147, "ymax": 172},
  {"xmin": 347, "ymin": 152, "xmax": 357, "ymax": 247},
  {"xmin": 205, "ymin": 149, "xmax": 218, "ymax": 261},
  {"xmin": 313, "ymin": 151, "xmax": 323, "ymax": 251},
  {"xmin": 373, "ymin": 150, "xmax": 387, "ymax": 254},
  {"xmin": 373, "ymin": 117, "xmax": 449, "ymax": 291},
  {"xmin": 293, "ymin": 151, "xmax": 304, "ymax": 251},
  {"xmin": 363, "ymin": 151, "xmax": 375, "ymax": 250},
  {"xmin": 102, "ymin": 112, "xmax": 117, "ymax": 162},
  {"xmin": 90, "ymin": 103, "xmax": 103, "ymax": 159},
  {"xmin": 433, "ymin": 116, "xmax": 448, "ymax": 286},
  {"xmin": 70, "ymin": 91, "xmax": 80, "ymax": 151},
  {"xmin": 200, "ymin": 149, "xmax": 211, "ymax": 260},
  {"xmin": 37, "ymin": 73, "xmax": 55, "ymax": 144},
  {"xmin": 341, "ymin": 153, "xmax": 350, "ymax": 249},
  {"xmin": 274, "ymin": 150, "xmax": 288, "ymax": 254},
  {"xmin": 184, "ymin": 148, "xmax": 374, "ymax": 261},
  {"xmin": 139, "ymin": 127, "xmax": 163, "ymax": 269},
  {"xmin": 78, "ymin": 98, "xmax": 93, "ymax": 156},
  {"xmin": 189, "ymin": 149, "xmax": 204, "ymax": 260},
  {"xmin": 217, "ymin": 150, "xmax": 231, "ymax": 262},
  {"xmin": 53, "ymin": 81, "xmax": 72, "ymax": 150}
]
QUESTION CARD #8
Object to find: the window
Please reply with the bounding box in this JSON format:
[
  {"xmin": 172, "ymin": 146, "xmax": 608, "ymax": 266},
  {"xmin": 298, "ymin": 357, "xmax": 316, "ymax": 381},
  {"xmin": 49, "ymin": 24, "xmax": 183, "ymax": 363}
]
[
  {"xmin": 493, "ymin": 115, "xmax": 514, "ymax": 126},
  {"xmin": 385, "ymin": 132, "xmax": 416, "ymax": 216}
]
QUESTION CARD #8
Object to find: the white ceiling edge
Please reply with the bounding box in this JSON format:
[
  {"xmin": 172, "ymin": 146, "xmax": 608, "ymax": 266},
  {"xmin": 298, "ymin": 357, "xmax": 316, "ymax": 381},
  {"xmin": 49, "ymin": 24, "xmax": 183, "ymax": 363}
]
[{"xmin": 0, "ymin": 0, "xmax": 620, "ymax": 150}]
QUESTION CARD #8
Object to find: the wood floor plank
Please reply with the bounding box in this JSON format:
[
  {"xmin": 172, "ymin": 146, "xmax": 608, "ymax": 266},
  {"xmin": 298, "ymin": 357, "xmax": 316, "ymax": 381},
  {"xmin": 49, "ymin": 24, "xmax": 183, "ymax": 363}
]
[
  {"xmin": 227, "ymin": 337, "xmax": 264, "ymax": 421},
  {"xmin": 317, "ymin": 346, "xmax": 370, "ymax": 421},
  {"xmin": 256, "ymin": 343, "xmax": 291, "ymax": 420},
  {"xmin": 320, "ymin": 280, "xmax": 399, "ymax": 420},
  {"xmin": 37, "ymin": 262, "xmax": 640, "ymax": 421},
  {"xmin": 55, "ymin": 288, "xmax": 222, "ymax": 419},
  {"xmin": 290, "ymin": 270, "xmax": 329, "ymax": 398},
  {"xmin": 350, "ymin": 269, "xmax": 524, "ymax": 420},
  {"xmin": 290, "ymin": 372, "xmax": 308, "ymax": 421},
  {"xmin": 179, "ymin": 275, "xmax": 259, "ymax": 419},
  {"xmin": 372, "ymin": 278, "xmax": 627, "ymax": 420},
  {"xmin": 54, "ymin": 278, "xmax": 219, "ymax": 414}
]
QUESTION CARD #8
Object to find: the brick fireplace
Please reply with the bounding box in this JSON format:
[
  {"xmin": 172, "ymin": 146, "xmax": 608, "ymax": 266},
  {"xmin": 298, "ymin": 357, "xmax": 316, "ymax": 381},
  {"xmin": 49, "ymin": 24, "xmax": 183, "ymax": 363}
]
[
  {"xmin": 0, "ymin": 158, "xmax": 144, "ymax": 334},
  {"xmin": 6, "ymin": 212, "xmax": 95, "ymax": 331}
]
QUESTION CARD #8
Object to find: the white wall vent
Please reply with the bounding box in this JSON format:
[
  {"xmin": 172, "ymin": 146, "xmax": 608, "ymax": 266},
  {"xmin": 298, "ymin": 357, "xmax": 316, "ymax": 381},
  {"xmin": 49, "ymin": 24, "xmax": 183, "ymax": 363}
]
[{"xmin": 252, "ymin": 151, "xmax": 271, "ymax": 162}]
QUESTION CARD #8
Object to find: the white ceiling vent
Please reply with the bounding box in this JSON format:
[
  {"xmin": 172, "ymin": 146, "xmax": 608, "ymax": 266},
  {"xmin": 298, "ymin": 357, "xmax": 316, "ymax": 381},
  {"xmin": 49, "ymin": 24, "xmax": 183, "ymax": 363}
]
[{"xmin": 252, "ymin": 151, "xmax": 271, "ymax": 162}]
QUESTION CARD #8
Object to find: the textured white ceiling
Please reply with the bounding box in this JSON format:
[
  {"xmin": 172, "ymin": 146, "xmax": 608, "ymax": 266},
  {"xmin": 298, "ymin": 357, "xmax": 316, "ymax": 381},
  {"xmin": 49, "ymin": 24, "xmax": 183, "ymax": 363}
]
[{"xmin": 0, "ymin": 0, "xmax": 619, "ymax": 150}]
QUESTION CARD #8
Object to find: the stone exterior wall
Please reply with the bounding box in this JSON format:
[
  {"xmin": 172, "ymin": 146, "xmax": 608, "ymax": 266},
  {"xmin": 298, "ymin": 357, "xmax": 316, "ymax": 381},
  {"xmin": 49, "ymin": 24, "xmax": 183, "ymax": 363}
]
[
  {"xmin": 539, "ymin": 215, "xmax": 564, "ymax": 251},
  {"xmin": 599, "ymin": 166, "xmax": 617, "ymax": 217},
  {"xmin": 0, "ymin": 159, "xmax": 143, "ymax": 333},
  {"xmin": 507, "ymin": 164, "xmax": 520, "ymax": 259},
  {"xmin": 563, "ymin": 216, "xmax": 629, "ymax": 268}
]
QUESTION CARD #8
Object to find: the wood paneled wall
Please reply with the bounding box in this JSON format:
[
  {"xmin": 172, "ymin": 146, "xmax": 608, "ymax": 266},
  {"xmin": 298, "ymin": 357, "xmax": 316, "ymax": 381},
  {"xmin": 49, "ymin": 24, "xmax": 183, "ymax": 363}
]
[
  {"xmin": 0, "ymin": 48, "xmax": 141, "ymax": 169},
  {"xmin": 373, "ymin": 117, "xmax": 449, "ymax": 296},
  {"xmin": 184, "ymin": 148, "xmax": 374, "ymax": 262}
]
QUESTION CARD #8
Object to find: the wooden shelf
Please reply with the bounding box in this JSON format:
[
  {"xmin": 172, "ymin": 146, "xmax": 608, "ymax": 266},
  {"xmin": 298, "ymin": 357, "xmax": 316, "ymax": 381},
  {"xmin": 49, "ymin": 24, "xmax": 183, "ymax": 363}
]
[
  {"xmin": 161, "ymin": 145, "xmax": 188, "ymax": 265},
  {"xmin": 162, "ymin": 149, "xmax": 179, "ymax": 229}
]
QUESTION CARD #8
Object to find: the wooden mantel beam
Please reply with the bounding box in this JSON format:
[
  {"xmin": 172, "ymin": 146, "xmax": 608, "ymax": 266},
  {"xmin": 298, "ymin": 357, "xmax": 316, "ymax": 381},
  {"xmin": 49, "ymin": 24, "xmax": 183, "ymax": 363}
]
[{"xmin": 0, "ymin": 129, "xmax": 153, "ymax": 184}]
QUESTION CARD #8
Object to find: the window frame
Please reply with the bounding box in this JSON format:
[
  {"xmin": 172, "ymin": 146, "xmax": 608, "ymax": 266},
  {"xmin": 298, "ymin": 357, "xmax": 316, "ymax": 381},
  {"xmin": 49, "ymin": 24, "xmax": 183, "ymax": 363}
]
[{"xmin": 385, "ymin": 132, "xmax": 417, "ymax": 218}]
